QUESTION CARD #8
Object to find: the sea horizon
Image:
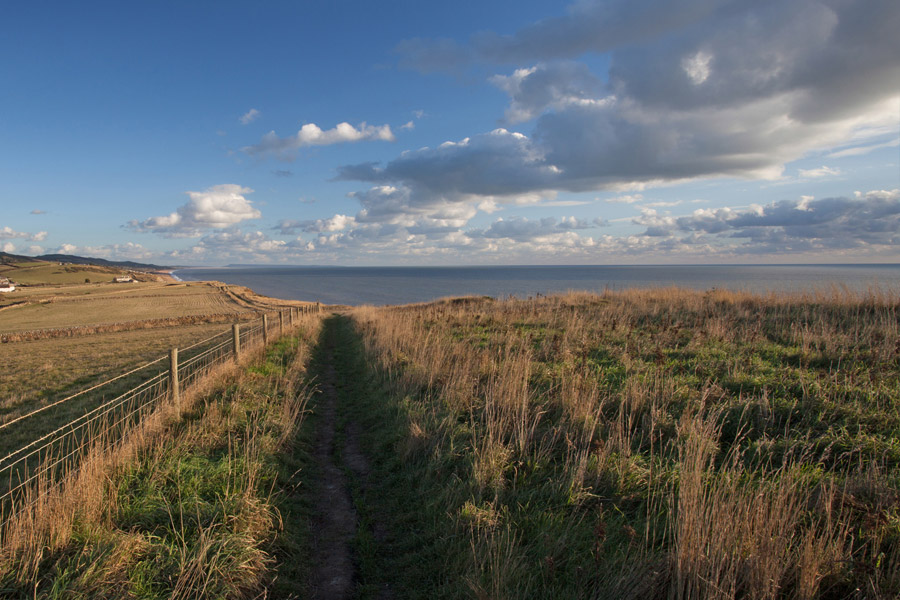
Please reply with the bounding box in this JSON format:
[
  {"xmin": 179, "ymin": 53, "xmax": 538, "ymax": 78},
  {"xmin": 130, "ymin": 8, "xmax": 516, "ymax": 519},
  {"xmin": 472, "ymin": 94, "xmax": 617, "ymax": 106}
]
[{"xmin": 173, "ymin": 263, "xmax": 900, "ymax": 306}]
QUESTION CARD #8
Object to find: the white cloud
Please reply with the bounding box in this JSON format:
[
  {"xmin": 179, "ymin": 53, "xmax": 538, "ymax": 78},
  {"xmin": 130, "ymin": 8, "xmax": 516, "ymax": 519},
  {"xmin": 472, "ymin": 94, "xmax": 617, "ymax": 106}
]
[
  {"xmin": 30, "ymin": 209, "xmax": 46, "ymax": 215},
  {"xmin": 627, "ymin": 189, "xmax": 900, "ymax": 253},
  {"xmin": 243, "ymin": 121, "xmax": 396, "ymax": 159},
  {"xmin": 605, "ymin": 194, "xmax": 644, "ymax": 204},
  {"xmin": 240, "ymin": 108, "xmax": 260, "ymax": 125},
  {"xmin": 50, "ymin": 242, "xmax": 155, "ymax": 261},
  {"xmin": 0, "ymin": 226, "xmax": 47, "ymax": 241},
  {"xmin": 127, "ymin": 184, "xmax": 261, "ymax": 237},
  {"xmin": 377, "ymin": 0, "xmax": 900, "ymax": 200},
  {"xmin": 681, "ymin": 50, "xmax": 712, "ymax": 85},
  {"xmin": 798, "ymin": 166, "xmax": 842, "ymax": 178},
  {"xmin": 1, "ymin": 242, "xmax": 15, "ymax": 253},
  {"xmin": 827, "ymin": 138, "xmax": 900, "ymax": 158},
  {"xmin": 274, "ymin": 214, "xmax": 356, "ymax": 235}
]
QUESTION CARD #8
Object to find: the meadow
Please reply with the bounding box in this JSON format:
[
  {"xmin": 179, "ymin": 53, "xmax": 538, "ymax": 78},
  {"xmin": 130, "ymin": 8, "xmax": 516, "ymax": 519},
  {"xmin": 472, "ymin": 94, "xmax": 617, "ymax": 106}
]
[
  {"xmin": 345, "ymin": 287, "xmax": 900, "ymax": 598},
  {"xmin": 2, "ymin": 283, "xmax": 899, "ymax": 599}
]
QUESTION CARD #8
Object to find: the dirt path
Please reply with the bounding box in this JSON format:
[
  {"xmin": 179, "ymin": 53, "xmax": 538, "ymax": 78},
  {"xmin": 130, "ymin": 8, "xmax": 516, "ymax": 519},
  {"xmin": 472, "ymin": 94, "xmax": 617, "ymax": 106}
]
[
  {"xmin": 300, "ymin": 316, "xmax": 397, "ymax": 599},
  {"xmin": 308, "ymin": 331, "xmax": 359, "ymax": 599}
]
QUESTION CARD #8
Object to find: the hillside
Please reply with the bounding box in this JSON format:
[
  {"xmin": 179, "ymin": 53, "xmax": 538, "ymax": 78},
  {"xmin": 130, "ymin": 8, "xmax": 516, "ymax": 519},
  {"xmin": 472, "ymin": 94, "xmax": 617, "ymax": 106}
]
[{"xmin": 0, "ymin": 250, "xmax": 169, "ymax": 272}]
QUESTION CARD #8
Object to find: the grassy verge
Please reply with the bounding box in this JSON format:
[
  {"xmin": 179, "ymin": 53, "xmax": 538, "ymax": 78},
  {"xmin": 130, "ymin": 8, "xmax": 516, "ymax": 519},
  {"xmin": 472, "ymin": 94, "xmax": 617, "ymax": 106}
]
[
  {"xmin": 347, "ymin": 288, "xmax": 900, "ymax": 599},
  {"xmin": 0, "ymin": 317, "xmax": 321, "ymax": 599}
]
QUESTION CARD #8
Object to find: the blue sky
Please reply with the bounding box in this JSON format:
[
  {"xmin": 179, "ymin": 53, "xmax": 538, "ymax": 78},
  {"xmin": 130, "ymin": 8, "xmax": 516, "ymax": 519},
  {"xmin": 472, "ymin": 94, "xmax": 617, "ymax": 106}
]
[{"xmin": 1, "ymin": 0, "xmax": 898, "ymax": 266}]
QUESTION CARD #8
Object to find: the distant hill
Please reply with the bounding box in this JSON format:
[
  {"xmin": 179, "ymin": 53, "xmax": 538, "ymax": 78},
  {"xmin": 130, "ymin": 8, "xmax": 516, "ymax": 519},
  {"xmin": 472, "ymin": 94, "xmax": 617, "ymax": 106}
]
[
  {"xmin": 0, "ymin": 251, "xmax": 169, "ymax": 271},
  {"xmin": 0, "ymin": 251, "xmax": 42, "ymax": 265}
]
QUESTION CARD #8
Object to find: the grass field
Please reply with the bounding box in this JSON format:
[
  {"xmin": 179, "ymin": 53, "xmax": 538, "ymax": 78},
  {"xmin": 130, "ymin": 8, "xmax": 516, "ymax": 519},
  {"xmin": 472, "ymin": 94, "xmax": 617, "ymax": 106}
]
[
  {"xmin": 0, "ymin": 319, "xmax": 322, "ymax": 598},
  {"xmin": 0, "ymin": 262, "xmax": 135, "ymax": 286},
  {"xmin": 346, "ymin": 288, "xmax": 900, "ymax": 598},
  {"xmin": 0, "ymin": 282, "xmax": 254, "ymax": 333},
  {"xmin": 0, "ymin": 277, "xmax": 311, "ymax": 458},
  {"xmin": 3, "ymin": 286, "xmax": 898, "ymax": 598}
]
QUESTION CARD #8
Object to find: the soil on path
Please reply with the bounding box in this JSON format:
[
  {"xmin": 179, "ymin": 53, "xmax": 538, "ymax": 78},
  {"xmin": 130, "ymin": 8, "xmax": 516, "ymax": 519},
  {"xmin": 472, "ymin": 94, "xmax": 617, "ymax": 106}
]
[
  {"xmin": 308, "ymin": 328, "xmax": 358, "ymax": 600},
  {"xmin": 298, "ymin": 315, "xmax": 396, "ymax": 599}
]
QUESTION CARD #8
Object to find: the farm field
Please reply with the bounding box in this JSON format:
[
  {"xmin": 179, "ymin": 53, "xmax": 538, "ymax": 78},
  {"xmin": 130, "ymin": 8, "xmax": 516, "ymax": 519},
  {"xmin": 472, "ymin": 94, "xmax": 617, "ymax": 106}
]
[
  {"xmin": 0, "ymin": 260, "xmax": 143, "ymax": 287},
  {"xmin": 0, "ymin": 276, "xmax": 311, "ymax": 454},
  {"xmin": 0, "ymin": 322, "xmax": 229, "ymax": 420},
  {"xmin": 0, "ymin": 281, "xmax": 257, "ymax": 333}
]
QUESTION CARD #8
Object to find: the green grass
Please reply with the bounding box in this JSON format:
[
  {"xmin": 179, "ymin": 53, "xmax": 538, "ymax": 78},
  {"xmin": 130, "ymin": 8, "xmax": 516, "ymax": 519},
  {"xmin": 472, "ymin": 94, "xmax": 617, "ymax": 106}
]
[
  {"xmin": 346, "ymin": 289, "xmax": 900, "ymax": 598},
  {"xmin": 0, "ymin": 326, "xmax": 318, "ymax": 598}
]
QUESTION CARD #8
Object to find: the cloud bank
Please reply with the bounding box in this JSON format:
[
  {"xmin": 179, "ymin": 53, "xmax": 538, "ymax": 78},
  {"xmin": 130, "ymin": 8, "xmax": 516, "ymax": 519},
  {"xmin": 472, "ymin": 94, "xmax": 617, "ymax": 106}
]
[
  {"xmin": 361, "ymin": 0, "xmax": 900, "ymax": 206},
  {"xmin": 127, "ymin": 184, "xmax": 261, "ymax": 238}
]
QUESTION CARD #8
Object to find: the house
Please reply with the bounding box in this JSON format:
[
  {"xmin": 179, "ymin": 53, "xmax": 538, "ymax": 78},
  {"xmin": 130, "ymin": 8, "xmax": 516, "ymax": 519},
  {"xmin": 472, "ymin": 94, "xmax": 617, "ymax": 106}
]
[
  {"xmin": 114, "ymin": 275, "xmax": 134, "ymax": 283},
  {"xmin": 0, "ymin": 277, "xmax": 15, "ymax": 293}
]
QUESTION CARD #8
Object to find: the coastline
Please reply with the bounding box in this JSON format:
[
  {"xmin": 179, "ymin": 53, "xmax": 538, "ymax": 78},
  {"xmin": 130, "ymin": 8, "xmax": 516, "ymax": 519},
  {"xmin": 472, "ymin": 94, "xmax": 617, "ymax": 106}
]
[
  {"xmin": 150, "ymin": 268, "xmax": 180, "ymax": 283},
  {"xmin": 170, "ymin": 263, "xmax": 900, "ymax": 307}
]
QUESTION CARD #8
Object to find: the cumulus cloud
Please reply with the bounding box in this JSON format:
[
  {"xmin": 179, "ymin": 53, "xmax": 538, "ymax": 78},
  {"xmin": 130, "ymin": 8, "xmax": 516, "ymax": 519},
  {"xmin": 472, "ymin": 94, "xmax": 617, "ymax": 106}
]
[
  {"xmin": 336, "ymin": 128, "xmax": 559, "ymax": 198},
  {"xmin": 489, "ymin": 61, "xmax": 608, "ymax": 123},
  {"xmin": 274, "ymin": 214, "xmax": 355, "ymax": 235},
  {"xmin": 127, "ymin": 184, "xmax": 261, "ymax": 237},
  {"xmin": 0, "ymin": 226, "xmax": 47, "ymax": 241},
  {"xmin": 30, "ymin": 209, "xmax": 46, "ymax": 215},
  {"xmin": 243, "ymin": 121, "xmax": 395, "ymax": 159},
  {"xmin": 473, "ymin": 215, "xmax": 595, "ymax": 240},
  {"xmin": 369, "ymin": 0, "xmax": 900, "ymax": 201},
  {"xmin": 1, "ymin": 242, "xmax": 15, "ymax": 253},
  {"xmin": 240, "ymin": 108, "xmax": 261, "ymax": 125},
  {"xmin": 630, "ymin": 189, "xmax": 900, "ymax": 254}
]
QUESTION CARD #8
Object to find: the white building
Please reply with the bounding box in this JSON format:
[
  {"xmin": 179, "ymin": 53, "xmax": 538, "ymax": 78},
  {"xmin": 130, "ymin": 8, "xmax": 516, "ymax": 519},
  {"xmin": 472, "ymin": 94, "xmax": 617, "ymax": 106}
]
[{"xmin": 0, "ymin": 277, "xmax": 15, "ymax": 293}]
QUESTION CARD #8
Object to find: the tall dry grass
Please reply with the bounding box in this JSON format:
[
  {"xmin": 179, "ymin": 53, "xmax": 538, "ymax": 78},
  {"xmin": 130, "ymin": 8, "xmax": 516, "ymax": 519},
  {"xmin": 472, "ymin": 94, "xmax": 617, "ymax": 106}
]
[
  {"xmin": 0, "ymin": 313, "xmax": 321, "ymax": 597},
  {"xmin": 350, "ymin": 287, "xmax": 900, "ymax": 598}
]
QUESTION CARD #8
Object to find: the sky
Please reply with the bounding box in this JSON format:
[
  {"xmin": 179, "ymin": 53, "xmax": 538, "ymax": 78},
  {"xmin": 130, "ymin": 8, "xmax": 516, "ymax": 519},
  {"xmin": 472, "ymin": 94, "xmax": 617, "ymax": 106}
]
[{"xmin": 1, "ymin": 0, "xmax": 898, "ymax": 266}]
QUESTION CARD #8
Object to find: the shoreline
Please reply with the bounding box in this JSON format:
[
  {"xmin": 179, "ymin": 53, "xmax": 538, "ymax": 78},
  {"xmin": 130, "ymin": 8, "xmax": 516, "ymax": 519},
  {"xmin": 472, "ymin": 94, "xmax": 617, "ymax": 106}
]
[{"xmin": 149, "ymin": 269, "xmax": 180, "ymax": 283}]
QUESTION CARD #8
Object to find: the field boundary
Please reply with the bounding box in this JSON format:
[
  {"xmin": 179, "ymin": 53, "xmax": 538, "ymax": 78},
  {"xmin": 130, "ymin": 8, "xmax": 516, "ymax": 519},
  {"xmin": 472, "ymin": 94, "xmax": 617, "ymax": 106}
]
[
  {"xmin": 0, "ymin": 304, "xmax": 322, "ymax": 538},
  {"xmin": 0, "ymin": 311, "xmax": 260, "ymax": 342}
]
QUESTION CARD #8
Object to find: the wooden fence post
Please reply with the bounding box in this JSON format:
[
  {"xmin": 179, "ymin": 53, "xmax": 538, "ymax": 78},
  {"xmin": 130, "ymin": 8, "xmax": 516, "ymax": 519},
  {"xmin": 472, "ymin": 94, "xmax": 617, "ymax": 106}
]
[
  {"xmin": 262, "ymin": 314, "xmax": 268, "ymax": 345},
  {"xmin": 232, "ymin": 323, "xmax": 241, "ymax": 363},
  {"xmin": 290, "ymin": 306, "xmax": 295, "ymax": 327},
  {"xmin": 169, "ymin": 347, "xmax": 180, "ymax": 415},
  {"xmin": 279, "ymin": 310, "xmax": 285, "ymax": 335}
]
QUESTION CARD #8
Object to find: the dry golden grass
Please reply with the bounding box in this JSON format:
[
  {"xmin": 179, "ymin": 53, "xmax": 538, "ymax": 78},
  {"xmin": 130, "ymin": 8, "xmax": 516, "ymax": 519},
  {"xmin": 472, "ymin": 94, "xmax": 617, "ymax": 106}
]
[
  {"xmin": 0, "ymin": 322, "xmax": 229, "ymax": 416},
  {"xmin": 350, "ymin": 287, "xmax": 900, "ymax": 598},
  {"xmin": 0, "ymin": 313, "xmax": 322, "ymax": 597},
  {"xmin": 0, "ymin": 282, "xmax": 253, "ymax": 333}
]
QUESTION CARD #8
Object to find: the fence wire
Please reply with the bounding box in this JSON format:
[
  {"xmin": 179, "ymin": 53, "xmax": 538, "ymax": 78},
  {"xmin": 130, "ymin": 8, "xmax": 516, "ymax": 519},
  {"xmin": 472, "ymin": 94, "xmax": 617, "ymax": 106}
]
[{"xmin": 0, "ymin": 306, "xmax": 315, "ymax": 536}]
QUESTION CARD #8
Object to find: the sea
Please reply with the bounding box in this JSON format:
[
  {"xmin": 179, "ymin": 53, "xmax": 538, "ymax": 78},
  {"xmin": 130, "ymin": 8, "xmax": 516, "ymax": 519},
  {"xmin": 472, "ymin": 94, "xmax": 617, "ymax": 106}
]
[{"xmin": 172, "ymin": 264, "xmax": 900, "ymax": 306}]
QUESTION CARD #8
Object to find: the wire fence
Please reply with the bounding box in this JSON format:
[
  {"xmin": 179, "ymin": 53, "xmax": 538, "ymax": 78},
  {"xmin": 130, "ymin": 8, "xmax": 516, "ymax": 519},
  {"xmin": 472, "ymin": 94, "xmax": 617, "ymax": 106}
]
[{"xmin": 0, "ymin": 303, "xmax": 320, "ymax": 537}]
